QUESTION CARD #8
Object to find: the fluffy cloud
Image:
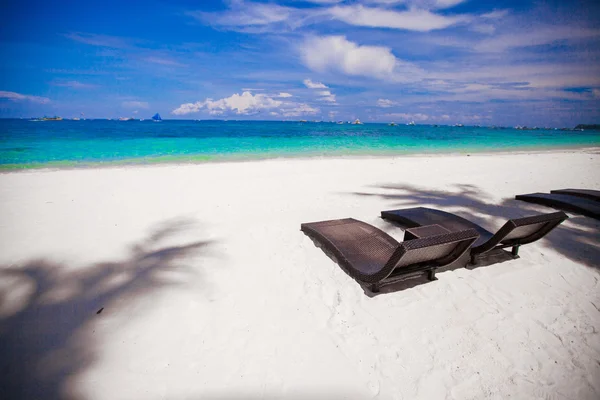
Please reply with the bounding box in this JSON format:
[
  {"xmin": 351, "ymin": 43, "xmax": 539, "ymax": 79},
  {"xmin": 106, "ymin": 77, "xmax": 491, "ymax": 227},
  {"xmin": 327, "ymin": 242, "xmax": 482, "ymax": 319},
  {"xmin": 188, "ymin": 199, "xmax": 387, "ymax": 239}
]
[
  {"xmin": 122, "ymin": 101, "xmax": 149, "ymax": 109},
  {"xmin": 301, "ymin": 36, "xmax": 411, "ymax": 80},
  {"xmin": 172, "ymin": 91, "xmax": 283, "ymax": 115},
  {"xmin": 377, "ymin": 99, "xmax": 397, "ymax": 108},
  {"xmin": 317, "ymin": 90, "xmax": 336, "ymax": 103},
  {"xmin": 172, "ymin": 91, "xmax": 320, "ymax": 117},
  {"xmin": 328, "ymin": 5, "xmax": 470, "ymax": 32},
  {"xmin": 0, "ymin": 91, "xmax": 50, "ymax": 104},
  {"xmin": 304, "ymin": 79, "xmax": 337, "ymax": 103},
  {"xmin": 276, "ymin": 92, "xmax": 293, "ymax": 98},
  {"xmin": 303, "ymin": 79, "xmax": 328, "ymax": 89}
]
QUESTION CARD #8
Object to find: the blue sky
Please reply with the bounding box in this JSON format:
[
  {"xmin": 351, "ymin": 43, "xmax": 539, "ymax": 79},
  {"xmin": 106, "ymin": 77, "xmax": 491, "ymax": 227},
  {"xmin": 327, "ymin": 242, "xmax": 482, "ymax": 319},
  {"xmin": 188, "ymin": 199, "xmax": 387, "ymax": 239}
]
[{"xmin": 1, "ymin": 0, "xmax": 599, "ymax": 126}]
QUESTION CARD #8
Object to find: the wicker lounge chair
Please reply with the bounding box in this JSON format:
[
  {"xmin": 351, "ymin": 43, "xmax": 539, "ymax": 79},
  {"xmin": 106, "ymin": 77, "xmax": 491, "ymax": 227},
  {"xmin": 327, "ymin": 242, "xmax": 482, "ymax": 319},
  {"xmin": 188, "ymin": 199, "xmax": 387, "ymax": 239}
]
[
  {"xmin": 516, "ymin": 193, "xmax": 600, "ymax": 220},
  {"xmin": 549, "ymin": 189, "xmax": 600, "ymax": 202},
  {"xmin": 381, "ymin": 207, "xmax": 568, "ymax": 265},
  {"xmin": 301, "ymin": 218, "xmax": 478, "ymax": 292}
]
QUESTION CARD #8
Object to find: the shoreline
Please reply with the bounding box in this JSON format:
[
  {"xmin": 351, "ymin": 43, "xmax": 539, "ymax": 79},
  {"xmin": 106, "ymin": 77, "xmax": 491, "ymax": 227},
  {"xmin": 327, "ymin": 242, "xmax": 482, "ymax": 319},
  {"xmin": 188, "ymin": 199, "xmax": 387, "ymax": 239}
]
[{"xmin": 2, "ymin": 145, "xmax": 599, "ymax": 174}]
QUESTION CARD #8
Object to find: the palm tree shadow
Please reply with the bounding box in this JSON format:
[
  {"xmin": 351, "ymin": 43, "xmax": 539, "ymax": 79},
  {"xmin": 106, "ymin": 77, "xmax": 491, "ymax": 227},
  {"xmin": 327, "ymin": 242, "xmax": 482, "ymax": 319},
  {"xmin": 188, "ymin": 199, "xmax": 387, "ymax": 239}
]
[
  {"xmin": 353, "ymin": 183, "xmax": 600, "ymax": 270},
  {"xmin": 0, "ymin": 217, "xmax": 216, "ymax": 400}
]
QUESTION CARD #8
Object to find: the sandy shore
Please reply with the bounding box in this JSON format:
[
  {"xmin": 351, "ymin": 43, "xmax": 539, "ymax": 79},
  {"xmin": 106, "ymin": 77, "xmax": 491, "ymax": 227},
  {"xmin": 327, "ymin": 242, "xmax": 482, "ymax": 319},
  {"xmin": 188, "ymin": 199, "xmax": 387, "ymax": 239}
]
[{"xmin": 1, "ymin": 150, "xmax": 599, "ymax": 399}]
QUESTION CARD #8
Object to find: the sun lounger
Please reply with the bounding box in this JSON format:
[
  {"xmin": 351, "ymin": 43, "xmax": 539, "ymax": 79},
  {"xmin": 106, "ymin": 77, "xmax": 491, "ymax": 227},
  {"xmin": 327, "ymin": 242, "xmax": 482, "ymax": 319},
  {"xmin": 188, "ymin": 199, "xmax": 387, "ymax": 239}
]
[
  {"xmin": 516, "ymin": 192, "xmax": 600, "ymax": 220},
  {"xmin": 381, "ymin": 207, "xmax": 568, "ymax": 265},
  {"xmin": 549, "ymin": 189, "xmax": 600, "ymax": 202},
  {"xmin": 301, "ymin": 218, "xmax": 478, "ymax": 292}
]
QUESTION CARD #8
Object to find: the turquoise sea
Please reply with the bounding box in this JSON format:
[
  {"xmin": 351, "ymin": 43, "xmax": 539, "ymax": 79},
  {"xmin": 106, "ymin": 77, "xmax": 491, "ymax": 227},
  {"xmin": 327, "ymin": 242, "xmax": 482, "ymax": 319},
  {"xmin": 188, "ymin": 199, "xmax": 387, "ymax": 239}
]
[{"xmin": 1, "ymin": 119, "xmax": 599, "ymax": 170}]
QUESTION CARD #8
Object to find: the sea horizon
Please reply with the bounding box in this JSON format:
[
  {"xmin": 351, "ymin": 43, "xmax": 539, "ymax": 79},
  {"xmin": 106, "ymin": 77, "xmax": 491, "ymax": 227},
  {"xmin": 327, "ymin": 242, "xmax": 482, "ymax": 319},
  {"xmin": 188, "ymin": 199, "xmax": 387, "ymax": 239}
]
[{"xmin": 2, "ymin": 117, "xmax": 597, "ymax": 130}]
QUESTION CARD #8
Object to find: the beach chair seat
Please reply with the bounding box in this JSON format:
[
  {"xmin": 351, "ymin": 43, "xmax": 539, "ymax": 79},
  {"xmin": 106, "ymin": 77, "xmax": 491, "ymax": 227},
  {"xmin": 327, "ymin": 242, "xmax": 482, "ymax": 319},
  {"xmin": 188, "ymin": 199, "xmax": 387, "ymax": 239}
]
[
  {"xmin": 381, "ymin": 207, "xmax": 568, "ymax": 265},
  {"xmin": 301, "ymin": 218, "xmax": 478, "ymax": 292}
]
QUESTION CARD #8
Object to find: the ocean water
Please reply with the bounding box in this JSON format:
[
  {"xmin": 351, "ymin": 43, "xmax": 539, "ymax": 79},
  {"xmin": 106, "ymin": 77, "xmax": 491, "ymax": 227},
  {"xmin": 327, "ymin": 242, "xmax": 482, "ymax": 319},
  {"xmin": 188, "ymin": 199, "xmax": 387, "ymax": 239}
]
[{"xmin": 1, "ymin": 119, "xmax": 599, "ymax": 170}]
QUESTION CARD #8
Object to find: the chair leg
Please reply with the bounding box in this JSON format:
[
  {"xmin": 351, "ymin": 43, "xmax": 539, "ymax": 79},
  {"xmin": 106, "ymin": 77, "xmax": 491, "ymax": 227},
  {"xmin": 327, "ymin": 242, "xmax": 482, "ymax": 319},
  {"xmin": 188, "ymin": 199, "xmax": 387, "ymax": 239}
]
[
  {"xmin": 428, "ymin": 269, "xmax": 437, "ymax": 281},
  {"xmin": 470, "ymin": 254, "xmax": 478, "ymax": 266},
  {"xmin": 512, "ymin": 245, "xmax": 520, "ymax": 257}
]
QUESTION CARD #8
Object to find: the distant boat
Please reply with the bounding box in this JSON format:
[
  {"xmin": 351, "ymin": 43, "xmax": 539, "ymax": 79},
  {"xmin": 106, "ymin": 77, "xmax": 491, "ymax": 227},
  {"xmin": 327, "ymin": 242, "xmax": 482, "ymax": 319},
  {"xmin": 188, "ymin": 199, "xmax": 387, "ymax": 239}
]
[
  {"xmin": 352, "ymin": 119, "xmax": 363, "ymax": 125},
  {"xmin": 454, "ymin": 123, "xmax": 464, "ymax": 127},
  {"xmin": 42, "ymin": 116, "xmax": 62, "ymax": 121},
  {"xmin": 118, "ymin": 117, "xmax": 135, "ymax": 121},
  {"xmin": 72, "ymin": 117, "xmax": 80, "ymax": 121},
  {"xmin": 152, "ymin": 113, "xmax": 162, "ymax": 122},
  {"xmin": 388, "ymin": 122, "xmax": 397, "ymax": 126},
  {"xmin": 407, "ymin": 121, "xmax": 415, "ymax": 126}
]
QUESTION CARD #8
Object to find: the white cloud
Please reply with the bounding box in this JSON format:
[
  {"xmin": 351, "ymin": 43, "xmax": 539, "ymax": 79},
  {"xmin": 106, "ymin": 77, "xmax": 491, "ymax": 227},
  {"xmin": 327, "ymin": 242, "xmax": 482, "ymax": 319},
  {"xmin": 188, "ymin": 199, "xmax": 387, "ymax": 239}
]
[
  {"xmin": 282, "ymin": 103, "xmax": 320, "ymax": 117},
  {"xmin": 377, "ymin": 99, "xmax": 397, "ymax": 108},
  {"xmin": 481, "ymin": 9, "xmax": 510, "ymax": 19},
  {"xmin": 144, "ymin": 56, "xmax": 185, "ymax": 67},
  {"xmin": 360, "ymin": 0, "xmax": 469, "ymax": 9},
  {"xmin": 475, "ymin": 27, "xmax": 600, "ymax": 53},
  {"xmin": 317, "ymin": 90, "xmax": 337, "ymax": 103},
  {"xmin": 304, "ymin": 0, "xmax": 343, "ymax": 3},
  {"xmin": 64, "ymin": 32, "xmax": 130, "ymax": 48},
  {"xmin": 386, "ymin": 112, "xmax": 430, "ymax": 121},
  {"xmin": 328, "ymin": 5, "xmax": 470, "ymax": 32},
  {"xmin": 429, "ymin": 0, "xmax": 467, "ymax": 9},
  {"xmin": 52, "ymin": 80, "xmax": 97, "ymax": 89},
  {"xmin": 189, "ymin": 2, "xmax": 292, "ymax": 27},
  {"xmin": 0, "ymin": 91, "xmax": 50, "ymax": 104},
  {"xmin": 303, "ymin": 79, "xmax": 328, "ymax": 89},
  {"xmin": 304, "ymin": 79, "xmax": 337, "ymax": 103},
  {"xmin": 470, "ymin": 23, "xmax": 496, "ymax": 34},
  {"xmin": 122, "ymin": 101, "xmax": 149, "ymax": 109},
  {"xmin": 277, "ymin": 92, "xmax": 293, "ymax": 98},
  {"xmin": 190, "ymin": 1, "xmax": 471, "ymax": 34},
  {"xmin": 301, "ymin": 36, "xmax": 418, "ymax": 81},
  {"xmin": 172, "ymin": 91, "xmax": 283, "ymax": 115}
]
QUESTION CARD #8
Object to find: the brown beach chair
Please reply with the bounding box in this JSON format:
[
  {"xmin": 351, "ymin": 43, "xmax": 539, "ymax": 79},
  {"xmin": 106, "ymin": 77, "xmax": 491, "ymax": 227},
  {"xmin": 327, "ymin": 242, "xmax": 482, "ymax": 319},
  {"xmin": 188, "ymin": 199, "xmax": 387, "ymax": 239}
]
[
  {"xmin": 549, "ymin": 189, "xmax": 600, "ymax": 202},
  {"xmin": 301, "ymin": 218, "xmax": 478, "ymax": 292},
  {"xmin": 516, "ymin": 193, "xmax": 600, "ymax": 220},
  {"xmin": 381, "ymin": 207, "xmax": 568, "ymax": 265}
]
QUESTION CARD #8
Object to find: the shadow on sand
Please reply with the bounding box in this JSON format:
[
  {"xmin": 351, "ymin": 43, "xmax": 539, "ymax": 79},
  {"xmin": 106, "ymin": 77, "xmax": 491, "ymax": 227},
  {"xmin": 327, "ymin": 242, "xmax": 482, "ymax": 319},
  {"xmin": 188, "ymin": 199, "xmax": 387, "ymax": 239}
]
[
  {"xmin": 353, "ymin": 183, "xmax": 600, "ymax": 269},
  {"xmin": 0, "ymin": 218, "xmax": 215, "ymax": 400}
]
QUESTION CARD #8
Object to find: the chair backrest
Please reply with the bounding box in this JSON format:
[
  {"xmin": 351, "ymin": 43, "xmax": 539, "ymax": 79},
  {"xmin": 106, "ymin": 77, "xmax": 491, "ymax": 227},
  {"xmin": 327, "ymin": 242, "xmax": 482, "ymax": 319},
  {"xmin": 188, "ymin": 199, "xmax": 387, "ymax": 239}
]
[
  {"xmin": 474, "ymin": 211, "xmax": 568, "ymax": 254},
  {"xmin": 385, "ymin": 229, "xmax": 479, "ymax": 273}
]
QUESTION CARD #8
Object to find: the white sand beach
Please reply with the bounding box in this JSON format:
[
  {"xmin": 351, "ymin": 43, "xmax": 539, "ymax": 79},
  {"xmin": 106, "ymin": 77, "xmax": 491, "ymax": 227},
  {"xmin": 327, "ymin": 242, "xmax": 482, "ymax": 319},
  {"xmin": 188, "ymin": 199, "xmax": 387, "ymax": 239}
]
[{"xmin": 1, "ymin": 149, "xmax": 599, "ymax": 399}]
